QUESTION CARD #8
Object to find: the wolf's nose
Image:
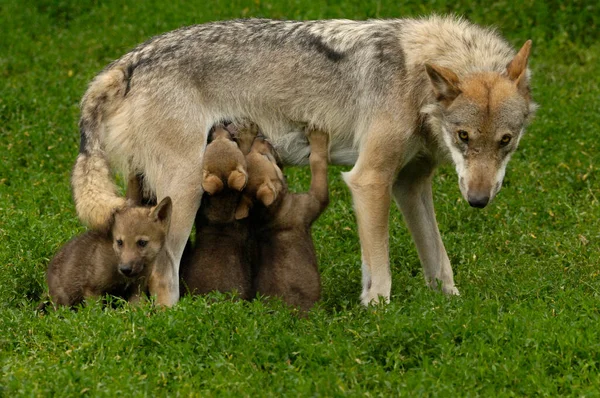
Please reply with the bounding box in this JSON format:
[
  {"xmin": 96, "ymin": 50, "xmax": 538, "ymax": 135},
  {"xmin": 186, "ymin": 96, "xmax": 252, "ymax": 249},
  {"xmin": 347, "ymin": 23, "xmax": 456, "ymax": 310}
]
[
  {"xmin": 119, "ymin": 265, "xmax": 133, "ymax": 276},
  {"xmin": 468, "ymin": 194, "xmax": 489, "ymax": 208}
]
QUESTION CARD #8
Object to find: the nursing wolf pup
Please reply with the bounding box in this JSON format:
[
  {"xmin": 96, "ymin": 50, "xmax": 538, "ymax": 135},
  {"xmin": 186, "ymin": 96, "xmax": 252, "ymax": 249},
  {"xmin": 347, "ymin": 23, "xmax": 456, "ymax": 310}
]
[
  {"xmin": 47, "ymin": 192, "xmax": 172, "ymax": 307},
  {"xmin": 179, "ymin": 125, "xmax": 253, "ymax": 299},
  {"xmin": 236, "ymin": 129, "xmax": 329, "ymax": 312},
  {"xmin": 72, "ymin": 16, "xmax": 536, "ymax": 306}
]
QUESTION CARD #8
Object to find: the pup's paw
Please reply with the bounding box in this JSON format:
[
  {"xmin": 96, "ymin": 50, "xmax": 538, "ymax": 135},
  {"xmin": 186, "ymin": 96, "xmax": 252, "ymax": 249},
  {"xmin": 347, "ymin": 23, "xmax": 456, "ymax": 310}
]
[
  {"xmin": 307, "ymin": 129, "xmax": 329, "ymax": 159},
  {"xmin": 307, "ymin": 129, "xmax": 329, "ymax": 146},
  {"xmin": 230, "ymin": 121, "xmax": 261, "ymax": 154},
  {"xmin": 231, "ymin": 121, "xmax": 260, "ymax": 138}
]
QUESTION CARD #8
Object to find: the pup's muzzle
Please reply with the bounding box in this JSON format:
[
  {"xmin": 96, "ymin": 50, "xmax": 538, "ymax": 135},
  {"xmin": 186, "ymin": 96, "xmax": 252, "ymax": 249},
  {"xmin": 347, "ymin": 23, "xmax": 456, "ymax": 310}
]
[{"xmin": 119, "ymin": 263, "xmax": 143, "ymax": 277}]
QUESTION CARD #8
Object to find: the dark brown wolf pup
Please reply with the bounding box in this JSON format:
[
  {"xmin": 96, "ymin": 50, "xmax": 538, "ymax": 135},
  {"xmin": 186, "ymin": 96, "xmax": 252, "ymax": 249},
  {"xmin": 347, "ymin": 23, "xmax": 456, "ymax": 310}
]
[
  {"xmin": 236, "ymin": 129, "xmax": 329, "ymax": 312},
  {"xmin": 179, "ymin": 125, "xmax": 253, "ymax": 299}
]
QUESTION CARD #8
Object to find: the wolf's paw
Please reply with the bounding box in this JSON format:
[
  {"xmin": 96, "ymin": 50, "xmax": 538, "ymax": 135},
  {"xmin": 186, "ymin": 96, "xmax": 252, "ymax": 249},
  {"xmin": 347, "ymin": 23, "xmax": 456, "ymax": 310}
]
[
  {"xmin": 360, "ymin": 287, "xmax": 391, "ymax": 307},
  {"xmin": 428, "ymin": 277, "xmax": 460, "ymax": 296},
  {"xmin": 442, "ymin": 285, "xmax": 460, "ymax": 296}
]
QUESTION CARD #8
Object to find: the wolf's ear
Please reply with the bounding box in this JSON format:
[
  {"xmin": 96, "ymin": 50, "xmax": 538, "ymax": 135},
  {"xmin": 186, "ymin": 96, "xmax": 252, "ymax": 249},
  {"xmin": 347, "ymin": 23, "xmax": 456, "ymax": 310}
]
[
  {"xmin": 234, "ymin": 195, "xmax": 252, "ymax": 220},
  {"xmin": 425, "ymin": 64, "xmax": 461, "ymax": 105},
  {"xmin": 202, "ymin": 169, "xmax": 223, "ymax": 195},
  {"xmin": 506, "ymin": 40, "xmax": 532, "ymax": 96},
  {"xmin": 227, "ymin": 165, "xmax": 248, "ymax": 191},
  {"xmin": 152, "ymin": 197, "xmax": 172, "ymax": 226},
  {"xmin": 256, "ymin": 181, "xmax": 277, "ymax": 207}
]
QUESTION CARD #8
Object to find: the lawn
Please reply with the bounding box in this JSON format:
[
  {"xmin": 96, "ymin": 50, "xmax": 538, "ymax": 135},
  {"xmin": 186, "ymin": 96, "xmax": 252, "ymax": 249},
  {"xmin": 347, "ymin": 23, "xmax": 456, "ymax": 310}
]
[{"xmin": 1, "ymin": 0, "xmax": 599, "ymax": 395}]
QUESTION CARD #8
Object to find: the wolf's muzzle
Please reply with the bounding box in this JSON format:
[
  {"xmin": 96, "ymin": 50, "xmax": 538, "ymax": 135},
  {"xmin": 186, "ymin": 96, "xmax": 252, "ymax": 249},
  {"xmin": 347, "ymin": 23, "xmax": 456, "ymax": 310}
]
[{"xmin": 467, "ymin": 193, "xmax": 490, "ymax": 208}]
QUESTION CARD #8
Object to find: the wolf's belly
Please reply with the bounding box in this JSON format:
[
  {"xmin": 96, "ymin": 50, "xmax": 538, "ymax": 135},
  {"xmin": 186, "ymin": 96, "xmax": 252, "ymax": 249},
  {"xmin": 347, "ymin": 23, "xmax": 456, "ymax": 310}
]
[{"xmin": 267, "ymin": 129, "xmax": 358, "ymax": 166}]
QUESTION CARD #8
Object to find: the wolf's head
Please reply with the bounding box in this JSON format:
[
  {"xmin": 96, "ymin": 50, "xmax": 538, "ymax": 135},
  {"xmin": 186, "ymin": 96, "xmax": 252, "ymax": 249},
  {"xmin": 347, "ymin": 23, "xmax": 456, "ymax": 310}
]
[
  {"xmin": 424, "ymin": 41, "xmax": 536, "ymax": 208},
  {"xmin": 111, "ymin": 197, "xmax": 172, "ymax": 278}
]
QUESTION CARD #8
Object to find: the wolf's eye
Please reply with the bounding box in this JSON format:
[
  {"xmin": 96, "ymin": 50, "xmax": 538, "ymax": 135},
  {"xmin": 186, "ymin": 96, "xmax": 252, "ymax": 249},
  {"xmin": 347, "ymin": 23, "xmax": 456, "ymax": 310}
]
[
  {"xmin": 116, "ymin": 239, "xmax": 123, "ymax": 247},
  {"xmin": 500, "ymin": 135, "xmax": 512, "ymax": 146},
  {"xmin": 137, "ymin": 240, "xmax": 148, "ymax": 248},
  {"xmin": 457, "ymin": 130, "xmax": 469, "ymax": 143}
]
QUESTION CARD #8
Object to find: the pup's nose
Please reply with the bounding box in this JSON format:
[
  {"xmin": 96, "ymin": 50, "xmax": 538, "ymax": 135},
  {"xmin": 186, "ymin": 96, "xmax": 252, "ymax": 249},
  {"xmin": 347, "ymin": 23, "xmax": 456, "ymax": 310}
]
[
  {"xmin": 468, "ymin": 193, "xmax": 490, "ymax": 208},
  {"xmin": 119, "ymin": 264, "xmax": 133, "ymax": 276}
]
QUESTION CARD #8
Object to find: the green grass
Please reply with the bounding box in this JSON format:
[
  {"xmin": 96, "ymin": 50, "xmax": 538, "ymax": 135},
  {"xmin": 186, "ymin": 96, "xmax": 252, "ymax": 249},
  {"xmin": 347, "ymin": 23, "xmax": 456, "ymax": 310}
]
[{"xmin": 1, "ymin": 0, "xmax": 599, "ymax": 395}]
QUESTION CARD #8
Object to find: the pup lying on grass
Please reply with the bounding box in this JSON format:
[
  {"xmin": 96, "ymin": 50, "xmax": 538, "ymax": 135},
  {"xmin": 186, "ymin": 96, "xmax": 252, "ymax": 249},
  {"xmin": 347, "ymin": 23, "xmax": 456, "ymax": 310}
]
[
  {"xmin": 179, "ymin": 125, "xmax": 253, "ymax": 299},
  {"xmin": 46, "ymin": 184, "xmax": 172, "ymax": 307},
  {"xmin": 236, "ymin": 129, "xmax": 329, "ymax": 312}
]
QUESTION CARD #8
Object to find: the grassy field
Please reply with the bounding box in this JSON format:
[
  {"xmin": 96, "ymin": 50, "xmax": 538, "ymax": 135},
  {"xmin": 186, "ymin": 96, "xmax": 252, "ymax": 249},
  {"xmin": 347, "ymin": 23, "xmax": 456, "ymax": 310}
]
[{"xmin": 1, "ymin": 0, "xmax": 599, "ymax": 395}]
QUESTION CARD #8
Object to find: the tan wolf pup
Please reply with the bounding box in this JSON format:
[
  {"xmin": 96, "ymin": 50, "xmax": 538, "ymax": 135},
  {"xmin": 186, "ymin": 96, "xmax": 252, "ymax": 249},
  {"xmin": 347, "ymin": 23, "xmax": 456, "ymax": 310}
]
[
  {"xmin": 72, "ymin": 16, "xmax": 536, "ymax": 306},
  {"xmin": 47, "ymin": 186, "xmax": 172, "ymax": 307},
  {"xmin": 179, "ymin": 125, "xmax": 253, "ymax": 299},
  {"xmin": 236, "ymin": 129, "xmax": 329, "ymax": 312}
]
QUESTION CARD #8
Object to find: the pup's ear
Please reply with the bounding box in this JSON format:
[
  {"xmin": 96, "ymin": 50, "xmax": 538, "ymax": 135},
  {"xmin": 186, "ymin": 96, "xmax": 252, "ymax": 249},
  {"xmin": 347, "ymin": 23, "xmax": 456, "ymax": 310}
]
[
  {"xmin": 152, "ymin": 197, "xmax": 172, "ymax": 226},
  {"xmin": 234, "ymin": 195, "xmax": 252, "ymax": 220},
  {"xmin": 506, "ymin": 40, "xmax": 532, "ymax": 96},
  {"xmin": 202, "ymin": 169, "xmax": 223, "ymax": 195},
  {"xmin": 227, "ymin": 165, "xmax": 248, "ymax": 191},
  {"xmin": 425, "ymin": 64, "xmax": 461, "ymax": 105},
  {"xmin": 256, "ymin": 181, "xmax": 277, "ymax": 207}
]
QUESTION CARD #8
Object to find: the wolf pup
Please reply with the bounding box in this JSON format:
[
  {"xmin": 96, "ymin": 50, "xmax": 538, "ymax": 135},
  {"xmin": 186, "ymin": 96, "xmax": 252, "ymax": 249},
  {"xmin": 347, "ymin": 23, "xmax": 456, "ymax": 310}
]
[
  {"xmin": 73, "ymin": 16, "xmax": 536, "ymax": 306},
  {"xmin": 236, "ymin": 129, "xmax": 329, "ymax": 312},
  {"xmin": 179, "ymin": 125, "xmax": 253, "ymax": 299},
  {"xmin": 46, "ymin": 195, "xmax": 172, "ymax": 307}
]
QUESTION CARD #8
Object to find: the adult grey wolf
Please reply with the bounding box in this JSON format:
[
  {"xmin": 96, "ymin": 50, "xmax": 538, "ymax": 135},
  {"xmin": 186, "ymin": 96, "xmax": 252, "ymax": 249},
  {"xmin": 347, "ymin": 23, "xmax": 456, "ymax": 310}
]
[{"xmin": 72, "ymin": 15, "xmax": 536, "ymax": 306}]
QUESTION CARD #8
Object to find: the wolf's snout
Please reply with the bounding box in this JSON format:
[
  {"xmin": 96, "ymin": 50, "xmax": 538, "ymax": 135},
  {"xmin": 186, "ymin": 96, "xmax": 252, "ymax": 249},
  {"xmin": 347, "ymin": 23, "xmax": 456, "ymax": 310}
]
[{"xmin": 467, "ymin": 193, "xmax": 490, "ymax": 208}]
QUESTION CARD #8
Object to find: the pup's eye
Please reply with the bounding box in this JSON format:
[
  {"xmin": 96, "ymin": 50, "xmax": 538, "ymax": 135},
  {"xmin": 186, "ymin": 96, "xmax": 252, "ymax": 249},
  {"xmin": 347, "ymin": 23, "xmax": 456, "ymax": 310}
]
[
  {"xmin": 137, "ymin": 240, "xmax": 148, "ymax": 248},
  {"xmin": 457, "ymin": 130, "xmax": 469, "ymax": 143},
  {"xmin": 500, "ymin": 135, "xmax": 512, "ymax": 146},
  {"xmin": 116, "ymin": 239, "xmax": 123, "ymax": 247}
]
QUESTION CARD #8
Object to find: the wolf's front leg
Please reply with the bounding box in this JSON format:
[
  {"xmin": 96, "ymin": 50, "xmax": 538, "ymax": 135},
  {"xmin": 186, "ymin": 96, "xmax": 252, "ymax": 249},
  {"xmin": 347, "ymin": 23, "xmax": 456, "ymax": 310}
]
[
  {"xmin": 341, "ymin": 113, "xmax": 411, "ymax": 305},
  {"xmin": 392, "ymin": 158, "xmax": 459, "ymax": 295},
  {"xmin": 343, "ymin": 168, "xmax": 393, "ymax": 305}
]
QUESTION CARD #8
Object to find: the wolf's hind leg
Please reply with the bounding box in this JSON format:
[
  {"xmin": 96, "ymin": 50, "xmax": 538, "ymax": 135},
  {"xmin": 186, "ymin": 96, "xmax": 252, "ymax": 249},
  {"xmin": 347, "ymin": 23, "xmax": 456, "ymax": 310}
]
[
  {"xmin": 148, "ymin": 132, "xmax": 208, "ymax": 306},
  {"xmin": 148, "ymin": 154, "xmax": 205, "ymax": 306}
]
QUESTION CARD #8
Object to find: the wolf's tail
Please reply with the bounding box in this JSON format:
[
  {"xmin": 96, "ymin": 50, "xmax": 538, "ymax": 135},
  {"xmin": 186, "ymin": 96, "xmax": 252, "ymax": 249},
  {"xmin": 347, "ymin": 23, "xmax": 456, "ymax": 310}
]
[{"xmin": 72, "ymin": 63, "xmax": 132, "ymax": 230}]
